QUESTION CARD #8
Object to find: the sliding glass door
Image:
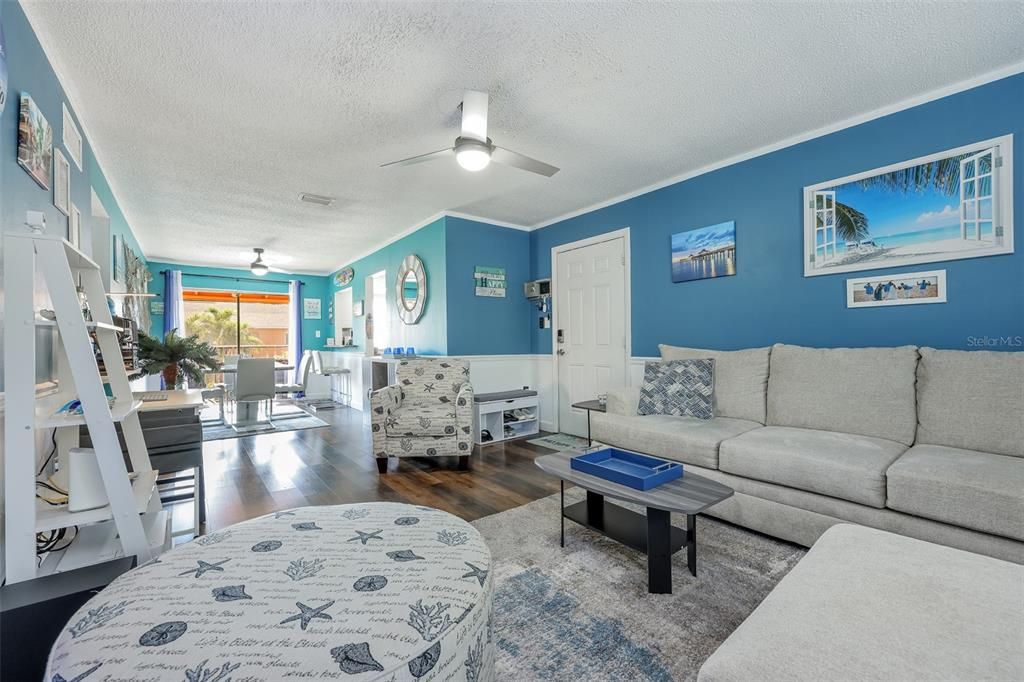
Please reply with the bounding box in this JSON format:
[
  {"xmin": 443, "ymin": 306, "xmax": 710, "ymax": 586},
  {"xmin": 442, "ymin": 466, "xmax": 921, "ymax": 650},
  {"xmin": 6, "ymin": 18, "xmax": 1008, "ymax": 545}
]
[{"xmin": 183, "ymin": 289, "xmax": 290, "ymax": 386}]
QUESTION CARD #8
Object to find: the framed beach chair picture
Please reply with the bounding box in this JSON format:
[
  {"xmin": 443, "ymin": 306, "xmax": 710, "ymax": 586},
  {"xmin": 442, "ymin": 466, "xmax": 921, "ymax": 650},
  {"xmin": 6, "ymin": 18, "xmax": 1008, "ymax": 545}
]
[
  {"xmin": 803, "ymin": 135, "xmax": 1014, "ymax": 277},
  {"xmin": 846, "ymin": 269, "xmax": 947, "ymax": 308}
]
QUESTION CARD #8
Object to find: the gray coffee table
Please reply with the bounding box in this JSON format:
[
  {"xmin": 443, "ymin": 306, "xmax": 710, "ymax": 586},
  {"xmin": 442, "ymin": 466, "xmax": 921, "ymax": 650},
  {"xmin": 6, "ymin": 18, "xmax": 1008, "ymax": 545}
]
[{"xmin": 536, "ymin": 451, "xmax": 734, "ymax": 594}]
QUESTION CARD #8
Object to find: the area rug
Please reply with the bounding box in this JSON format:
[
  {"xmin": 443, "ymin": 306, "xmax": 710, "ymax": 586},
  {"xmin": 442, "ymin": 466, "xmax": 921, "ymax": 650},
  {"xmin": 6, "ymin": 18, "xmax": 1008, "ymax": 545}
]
[
  {"xmin": 472, "ymin": 491, "xmax": 806, "ymax": 681},
  {"xmin": 527, "ymin": 433, "xmax": 591, "ymax": 451},
  {"xmin": 202, "ymin": 405, "xmax": 329, "ymax": 441}
]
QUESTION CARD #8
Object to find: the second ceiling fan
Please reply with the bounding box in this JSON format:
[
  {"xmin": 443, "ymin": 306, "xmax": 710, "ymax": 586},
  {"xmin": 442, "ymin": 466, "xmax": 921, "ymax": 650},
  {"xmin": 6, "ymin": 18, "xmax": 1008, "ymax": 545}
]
[{"xmin": 381, "ymin": 90, "xmax": 560, "ymax": 177}]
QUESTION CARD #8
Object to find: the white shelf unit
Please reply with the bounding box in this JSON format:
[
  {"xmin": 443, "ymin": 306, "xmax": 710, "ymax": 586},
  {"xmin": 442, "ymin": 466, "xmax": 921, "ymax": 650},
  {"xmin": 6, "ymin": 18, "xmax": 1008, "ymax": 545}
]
[
  {"xmin": 474, "ymin": 393, "xmax": 540, "ymax": 445},
  {"xmin": 3, "ymin": 233, "xmax": 164, "ymax": 584}
]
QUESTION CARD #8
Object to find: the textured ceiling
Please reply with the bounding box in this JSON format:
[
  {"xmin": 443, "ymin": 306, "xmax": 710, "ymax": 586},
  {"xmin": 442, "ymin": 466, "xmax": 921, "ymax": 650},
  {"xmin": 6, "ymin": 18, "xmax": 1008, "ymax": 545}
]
[{"xmin": 22, "ymin": 1, "xmax": 1024, "ymax": 273}]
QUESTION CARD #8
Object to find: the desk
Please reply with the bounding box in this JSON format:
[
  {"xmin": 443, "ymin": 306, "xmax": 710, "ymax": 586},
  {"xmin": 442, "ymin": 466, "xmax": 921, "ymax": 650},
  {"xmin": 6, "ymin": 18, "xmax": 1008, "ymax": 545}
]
[
  {"xmin": 137, "ymin": 390, "xmax": 206, "ymax": 535},
  {"xmin": 137, "ymin": 388, "xmax": 205, "ymax": 412},
  {"xmin": 83, "ymin": 390, "xmax": 207, "ymax": 535}
]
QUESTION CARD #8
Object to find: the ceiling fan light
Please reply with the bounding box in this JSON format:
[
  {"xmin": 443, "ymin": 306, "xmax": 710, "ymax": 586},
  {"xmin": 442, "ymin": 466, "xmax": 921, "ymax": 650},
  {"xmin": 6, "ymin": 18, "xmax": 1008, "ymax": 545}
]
[
  {"xmin": 250, "ymin": 260, "xmax": 269, "ymax": 276},
  {"xmin": 456, "ymin": 147, "xmax": 491, "ymax": 172}
]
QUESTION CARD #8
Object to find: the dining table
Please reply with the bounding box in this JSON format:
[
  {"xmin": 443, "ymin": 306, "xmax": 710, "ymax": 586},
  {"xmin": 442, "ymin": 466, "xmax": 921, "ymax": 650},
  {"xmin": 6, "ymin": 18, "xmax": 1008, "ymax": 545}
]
[{"xmin": 205, "ymin": 361, "xmax": 295, "ymax": 425}]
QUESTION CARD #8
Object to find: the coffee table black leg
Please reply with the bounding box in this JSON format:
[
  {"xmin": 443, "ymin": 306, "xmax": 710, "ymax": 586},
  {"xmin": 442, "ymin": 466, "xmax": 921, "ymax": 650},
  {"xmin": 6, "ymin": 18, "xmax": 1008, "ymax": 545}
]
[
  {"xmin": 586, "ymin": 411, "xmax": 593, "ymax": 446},
  {"xmin": 647, "ymin": 507, "xmax": 672, "ymax": 594},
  {"xmin": 687, "ymin": 514, "xmax": 697, "ymax": 577},
  {"xmin": 560, "ymin": 480, "xmax": 565, "ymax": 548},
  {"xmin": 586, "ymin": 491, "xmax": 604, "ymax": 529}
]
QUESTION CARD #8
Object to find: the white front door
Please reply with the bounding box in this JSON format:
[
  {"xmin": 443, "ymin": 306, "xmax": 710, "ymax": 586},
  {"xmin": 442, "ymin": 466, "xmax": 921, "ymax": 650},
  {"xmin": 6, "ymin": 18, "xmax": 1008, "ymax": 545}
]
[{"xmin": 555, "ymin": 235, "xmax": 627, "ymax": 436}]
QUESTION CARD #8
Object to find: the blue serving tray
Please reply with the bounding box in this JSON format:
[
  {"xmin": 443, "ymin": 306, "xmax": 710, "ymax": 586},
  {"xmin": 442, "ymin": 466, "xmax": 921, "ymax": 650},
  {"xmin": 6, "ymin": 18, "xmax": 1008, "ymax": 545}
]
[{"xmin": 571, "ymin": 447, "xmax": 683, "ymax": 491}]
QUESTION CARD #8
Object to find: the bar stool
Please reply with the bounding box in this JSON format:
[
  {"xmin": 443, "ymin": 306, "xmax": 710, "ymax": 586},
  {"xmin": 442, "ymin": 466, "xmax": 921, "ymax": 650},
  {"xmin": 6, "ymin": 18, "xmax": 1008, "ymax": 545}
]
[{"xmin": 312, "ymin": 350, "xmax": 352, "ymax": 406}]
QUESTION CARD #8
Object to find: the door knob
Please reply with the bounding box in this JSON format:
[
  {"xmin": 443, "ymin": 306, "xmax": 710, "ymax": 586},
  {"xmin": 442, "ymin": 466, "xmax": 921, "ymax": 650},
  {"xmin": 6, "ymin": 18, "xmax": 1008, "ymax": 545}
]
[{"xmin": 557, "ymin": 349, "xmax": 566, "ymax": 356}]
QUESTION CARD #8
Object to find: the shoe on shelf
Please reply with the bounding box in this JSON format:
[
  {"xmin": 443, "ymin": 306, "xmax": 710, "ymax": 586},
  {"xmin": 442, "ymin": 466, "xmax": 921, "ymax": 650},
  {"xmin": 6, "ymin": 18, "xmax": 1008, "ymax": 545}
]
[{"xmin": 481, "ymin": 429, "xmax": 493, "ymax": 442}]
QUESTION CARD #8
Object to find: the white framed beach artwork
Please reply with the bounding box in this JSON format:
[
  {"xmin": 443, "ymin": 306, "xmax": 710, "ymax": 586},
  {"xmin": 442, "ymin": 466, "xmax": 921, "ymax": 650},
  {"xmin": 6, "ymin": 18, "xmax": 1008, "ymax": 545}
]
[
  {"xmin": 846, "ymin": 269, "xmax": 946, "ymax": 308},
  {"xmin": 803, "ymin": 135, "xmax": 1013, "ymax": 277}
]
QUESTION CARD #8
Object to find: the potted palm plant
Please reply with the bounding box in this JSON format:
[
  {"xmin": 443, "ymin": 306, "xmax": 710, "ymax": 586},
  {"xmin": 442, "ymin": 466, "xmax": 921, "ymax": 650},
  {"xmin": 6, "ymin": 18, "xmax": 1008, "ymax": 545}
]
[{"xmin": 134, "ymin": 329, "xmax": 221, "ymax": 388}]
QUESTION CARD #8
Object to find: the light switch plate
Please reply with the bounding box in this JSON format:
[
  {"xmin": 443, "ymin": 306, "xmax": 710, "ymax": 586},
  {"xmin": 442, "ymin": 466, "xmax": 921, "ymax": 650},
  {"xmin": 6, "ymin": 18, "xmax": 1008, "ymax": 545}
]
[{"xmin": 315, "ymin": 330, "xmax": 321, "ymax": 338}]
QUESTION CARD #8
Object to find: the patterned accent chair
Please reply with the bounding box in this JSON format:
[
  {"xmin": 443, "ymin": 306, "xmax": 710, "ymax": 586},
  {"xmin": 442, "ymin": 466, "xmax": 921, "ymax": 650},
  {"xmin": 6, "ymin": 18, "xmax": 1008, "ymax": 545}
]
[{"xmin": 370, "ymin": 358, "xmax": 474, "ymax": 473}]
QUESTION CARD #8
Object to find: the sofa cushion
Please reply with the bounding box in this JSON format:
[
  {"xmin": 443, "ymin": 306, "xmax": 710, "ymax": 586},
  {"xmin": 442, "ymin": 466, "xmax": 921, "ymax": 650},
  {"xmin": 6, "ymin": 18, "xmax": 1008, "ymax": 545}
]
[
  {"xmin": 385, "ymin": 399, "xmax": 457, "ymax": 437},
  {"xmin": 916, "ymin": 348, "xmax": 1024, "ymax": 458},
  {"xmin": 887, "ymin": 444, "xmax": 1024, "ymax": 541},
  {"xmin": 766, "ymin": 343, "xmax": 919, "ymax": 445},
  {"xmin": 719, "ymin": 426, "xmax": 906, "ymax": 507},
  {"xmin": 660, "ymin": 345, "xmax": 770, "ymax": 423},
  {"xmin": 592, "ymin": 412, "xmax": 761, "ymax": 469},
  {"xmin": 637, "ymin": 359, "xmax": 715, "ymax": 419},
  {"xmin": 697, "ymin": 524, "xmax": 1024, "ymax": 682},
  {"xmin": 605, "ymin": 386, "xmax": 641, "ymax": 416}
]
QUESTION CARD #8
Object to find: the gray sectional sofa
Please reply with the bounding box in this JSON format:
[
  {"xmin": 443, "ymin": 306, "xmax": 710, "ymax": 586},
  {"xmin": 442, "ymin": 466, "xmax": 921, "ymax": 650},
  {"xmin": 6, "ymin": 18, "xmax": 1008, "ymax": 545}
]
[{"xmin": 592, "ymin": 343, "xmax": 1024, "ymax": 563}]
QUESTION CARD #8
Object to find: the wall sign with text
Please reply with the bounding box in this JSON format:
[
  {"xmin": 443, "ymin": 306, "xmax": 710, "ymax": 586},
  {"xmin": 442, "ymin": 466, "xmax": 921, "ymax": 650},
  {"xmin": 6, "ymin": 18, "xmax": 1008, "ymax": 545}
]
[
  {"xmin": 474, "ymin": 266, "xmax": 506, "ymax": 297},
  {"xmin": 303, "ymin": 298, "xmax": 322, "ymax": 319}
]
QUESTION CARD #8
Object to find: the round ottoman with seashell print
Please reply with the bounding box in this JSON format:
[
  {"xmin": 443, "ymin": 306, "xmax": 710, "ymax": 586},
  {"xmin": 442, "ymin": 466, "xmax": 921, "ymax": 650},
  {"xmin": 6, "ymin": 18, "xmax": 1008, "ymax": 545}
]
[{"xmin": 46, "ymin": 503, "xmax": 495, "ymax": 681}]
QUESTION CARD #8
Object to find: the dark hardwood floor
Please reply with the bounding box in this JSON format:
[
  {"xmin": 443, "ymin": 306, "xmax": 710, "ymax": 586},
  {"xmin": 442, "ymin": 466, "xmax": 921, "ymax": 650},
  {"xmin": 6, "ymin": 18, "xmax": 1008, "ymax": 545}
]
[{"xmin": 188, "ymin": 406, "xmax": 561, "ymax": 534}]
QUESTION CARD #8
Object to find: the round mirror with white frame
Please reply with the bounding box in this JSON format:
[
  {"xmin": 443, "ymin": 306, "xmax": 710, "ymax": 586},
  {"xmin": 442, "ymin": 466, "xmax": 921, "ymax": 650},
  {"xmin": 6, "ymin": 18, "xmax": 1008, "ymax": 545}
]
[{"xmin": 395, "ymin": 254, "xmax": 426, "ymax": 324}]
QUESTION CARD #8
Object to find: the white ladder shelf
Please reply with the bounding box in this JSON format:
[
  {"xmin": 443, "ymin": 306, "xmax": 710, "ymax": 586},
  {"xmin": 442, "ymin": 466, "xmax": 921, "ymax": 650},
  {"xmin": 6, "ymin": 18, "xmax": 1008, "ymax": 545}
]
[{"xmin": 3, "ymin": 233, "xmax": 166, "ymax": 584}]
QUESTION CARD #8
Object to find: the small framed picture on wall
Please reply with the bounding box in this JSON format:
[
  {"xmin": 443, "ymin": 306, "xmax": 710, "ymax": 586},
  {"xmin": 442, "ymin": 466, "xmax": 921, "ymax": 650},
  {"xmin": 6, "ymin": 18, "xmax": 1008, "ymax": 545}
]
[
  {"xmin": 69, "ymin": 204, "xmax": 82, "ymax": 248},
  {"xmin": 53, "ymin": 148, "xmax": 71, "ymax": 216},
  {"xmin": 303, "ymin": 297, "xmax": 322, "ymax": 319},
  {"xmin": 112, "ymin": 233, "xmax": 123, "ymax": 282},
  {"xmin": 846, "ymin": 269, "xmax": 947, "ymax": 308}
]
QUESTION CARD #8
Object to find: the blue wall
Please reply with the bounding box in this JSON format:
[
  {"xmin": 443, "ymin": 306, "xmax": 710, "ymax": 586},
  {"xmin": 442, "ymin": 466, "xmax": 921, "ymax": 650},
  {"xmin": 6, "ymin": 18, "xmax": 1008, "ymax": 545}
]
[
  {"xmin": 530, "ymin": 74, "xmax": 1024, "ymax": 355},
  {"xmin": 444, "ymin": 217, "xmax": 532, "ymax": 355},
  {"xmin": 0, "ymin": 1, "xmax": 148, "ymax": 391},
  {"xmin": 146, "ymin": 261, "xmax": 329, "ymax": 351},
  {"xmin": 327, "ymin": 217, "xmax": 449, "ymax": 355},
  {"xmin": 0, "ymin": 1, "xmax": 144, "ymax": 268}
]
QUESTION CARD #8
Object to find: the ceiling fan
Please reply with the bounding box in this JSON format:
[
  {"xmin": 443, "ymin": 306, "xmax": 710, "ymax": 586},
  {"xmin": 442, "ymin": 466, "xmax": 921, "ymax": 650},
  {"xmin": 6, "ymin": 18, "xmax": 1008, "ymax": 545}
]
[
  {"xmin": 381, "ymin": 90, "xmax": 560, "ymax": 177},
  {"xmin": 248, "ymin": 248, "xmax": 286, "ymax": 276}
]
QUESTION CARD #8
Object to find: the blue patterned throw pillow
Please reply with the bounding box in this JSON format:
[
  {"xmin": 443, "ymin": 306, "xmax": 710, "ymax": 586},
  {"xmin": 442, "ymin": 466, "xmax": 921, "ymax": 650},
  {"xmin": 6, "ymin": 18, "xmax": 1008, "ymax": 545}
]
[{"xmin": 637, "ymin": 359, "xmax": 715, "ymax": 419}]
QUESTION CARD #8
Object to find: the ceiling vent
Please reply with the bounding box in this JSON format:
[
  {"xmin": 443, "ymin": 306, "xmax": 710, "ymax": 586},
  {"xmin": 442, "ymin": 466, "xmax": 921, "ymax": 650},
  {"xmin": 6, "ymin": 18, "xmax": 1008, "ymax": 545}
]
[{"xmin": 299, "ymin": 192, "xmax": 336, "ymax": 206}]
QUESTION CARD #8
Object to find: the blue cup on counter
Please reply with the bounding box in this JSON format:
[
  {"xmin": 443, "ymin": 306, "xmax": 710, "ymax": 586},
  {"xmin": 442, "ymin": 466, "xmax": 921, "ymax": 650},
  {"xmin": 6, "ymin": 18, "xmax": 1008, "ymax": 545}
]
[
  {"xmin": 383, "ymin": 347, "xmax": 393, "ymax": 356},
  {"xmin": 406, "ymin": 347, "xmax": 415, "ymax": 356},
  {"xmin": 394, "ymin": 347, "xmax": 405, "ymax": 356}
]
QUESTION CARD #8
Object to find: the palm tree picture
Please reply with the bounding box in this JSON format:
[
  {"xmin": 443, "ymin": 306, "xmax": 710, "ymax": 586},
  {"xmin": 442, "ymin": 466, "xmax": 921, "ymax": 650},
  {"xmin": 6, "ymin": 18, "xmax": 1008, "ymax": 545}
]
[{"xmin": 804, "ymin": 135, "xmax": 1013, "ymax": 277}]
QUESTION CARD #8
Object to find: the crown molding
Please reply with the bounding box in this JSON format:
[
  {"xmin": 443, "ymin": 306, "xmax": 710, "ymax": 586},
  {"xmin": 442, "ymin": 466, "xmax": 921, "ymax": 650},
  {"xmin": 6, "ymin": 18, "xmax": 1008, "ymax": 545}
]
[
  {"xmin": 329, "ymin": 211, "xmax": 530, "ymax": 275},
  {"xmin": 529, "ymin": 61, "xmax": 1024, "ymax": 230}
]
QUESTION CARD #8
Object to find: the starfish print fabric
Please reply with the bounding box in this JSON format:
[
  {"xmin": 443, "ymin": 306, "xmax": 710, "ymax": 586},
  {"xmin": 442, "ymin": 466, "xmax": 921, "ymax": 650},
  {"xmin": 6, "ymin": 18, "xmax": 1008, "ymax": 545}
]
[
  {"xmin": 370, "ymin": 358, "xmax": 475, "ymax": 460},
  {"xmin": 46, "ymin": 503, "xmax": 495, "ymax": 682}
]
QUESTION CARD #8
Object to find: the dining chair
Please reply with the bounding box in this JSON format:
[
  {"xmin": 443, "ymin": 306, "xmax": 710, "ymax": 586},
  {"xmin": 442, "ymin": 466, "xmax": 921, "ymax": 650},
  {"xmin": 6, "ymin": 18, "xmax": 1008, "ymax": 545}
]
[
  {"xmin": 233, "ymin": 358, "xmax": 277, "ymax": 430},
  {"xmin": 276, "ymin": 351, "xmax": 313, "ymax": 397}
]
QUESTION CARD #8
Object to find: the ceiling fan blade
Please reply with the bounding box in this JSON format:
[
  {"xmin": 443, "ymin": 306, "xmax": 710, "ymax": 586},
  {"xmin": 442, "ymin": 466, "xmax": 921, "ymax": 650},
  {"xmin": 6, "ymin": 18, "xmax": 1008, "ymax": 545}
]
[
  {"xmin": 460, "ymin": 90, "xmax": 488, "ymax": 142},
  {"xmin": 492, "ymin": 146, "xmax": 560, "ymax": 177},
  {"xmin": 268, "ymin": 265, "xmax": 289, "ymax": 274},
  {"xmin": 380, "ymin": 148, "xmax": 453, "ymax": 168}
]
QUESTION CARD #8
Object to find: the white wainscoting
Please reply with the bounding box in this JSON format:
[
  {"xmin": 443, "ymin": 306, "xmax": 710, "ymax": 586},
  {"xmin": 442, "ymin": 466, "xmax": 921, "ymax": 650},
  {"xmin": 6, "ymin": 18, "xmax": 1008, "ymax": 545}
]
[
  {"xmin": 319, "ymin": 352, "xmax": 557, "ymax": 431},
  {"xmin": 629, "ymin": 357, "xmax": 658, "ymax": 386},
  {"xmin": 317, "ymin": 352, "xmax": 656, "ymax": 433}
]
